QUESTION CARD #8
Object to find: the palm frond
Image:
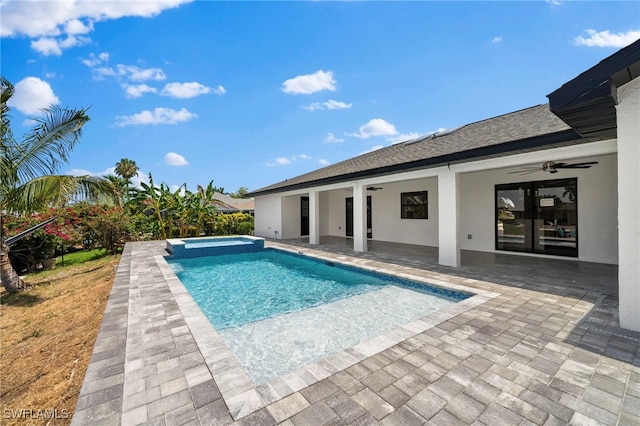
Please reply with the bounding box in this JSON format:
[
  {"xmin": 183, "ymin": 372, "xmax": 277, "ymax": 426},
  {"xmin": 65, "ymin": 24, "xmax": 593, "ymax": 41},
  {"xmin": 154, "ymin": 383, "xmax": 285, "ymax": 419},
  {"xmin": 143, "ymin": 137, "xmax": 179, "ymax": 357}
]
[
  {"xmin": 15, "ymin": 106, "xmax": 90, "ymax": 182},
  {"xmin": 5, "ymin": 175, "xmax": 118, "ymax": 214}
]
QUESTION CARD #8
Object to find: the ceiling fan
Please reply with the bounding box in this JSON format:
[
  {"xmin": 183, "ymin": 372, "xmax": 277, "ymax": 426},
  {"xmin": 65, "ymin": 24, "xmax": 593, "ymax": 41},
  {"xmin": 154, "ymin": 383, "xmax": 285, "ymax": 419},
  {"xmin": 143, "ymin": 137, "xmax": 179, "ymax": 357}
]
[
  {"xmin": 366, "ymin": 186, "xmax": 383, "ymax": 191},
  {"xmin": 508, "ymin": 161, "xmax": 598, "ymax": 176}
]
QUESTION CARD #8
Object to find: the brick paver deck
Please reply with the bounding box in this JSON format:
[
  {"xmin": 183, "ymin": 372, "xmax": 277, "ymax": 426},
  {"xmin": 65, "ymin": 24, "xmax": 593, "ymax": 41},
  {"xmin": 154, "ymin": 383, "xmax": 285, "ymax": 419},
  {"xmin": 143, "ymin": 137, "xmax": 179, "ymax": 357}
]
[{"xmin": 72, "ymin": 240, "xmax": 640, "ymax": 425}]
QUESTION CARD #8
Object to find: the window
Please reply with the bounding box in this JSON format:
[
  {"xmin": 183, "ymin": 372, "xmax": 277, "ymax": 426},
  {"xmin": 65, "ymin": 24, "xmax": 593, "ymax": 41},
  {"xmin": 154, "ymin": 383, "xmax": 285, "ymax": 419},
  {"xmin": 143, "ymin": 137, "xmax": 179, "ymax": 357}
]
[{"xmin": 401, "ymin": 191, "xmax": 428, "ymax": 219}]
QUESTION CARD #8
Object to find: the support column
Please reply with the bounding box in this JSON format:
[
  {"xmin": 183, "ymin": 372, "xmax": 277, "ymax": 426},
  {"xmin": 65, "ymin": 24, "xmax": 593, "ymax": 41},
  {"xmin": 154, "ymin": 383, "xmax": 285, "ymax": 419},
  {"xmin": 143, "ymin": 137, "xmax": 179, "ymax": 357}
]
[
  {"xmin": 617, "ymin": 77, "xmax": 640, "ymax": 332},
  {"xmin": 438, "ymin": 170, "xmax": 460, "ymax": 267},
  {"xmin": 309, "ymin": 190, "xmax": 320, "ymax": 245},
  {"xmin": 353, "ymin": 183, "xmax": 368, "ymax": 252}
]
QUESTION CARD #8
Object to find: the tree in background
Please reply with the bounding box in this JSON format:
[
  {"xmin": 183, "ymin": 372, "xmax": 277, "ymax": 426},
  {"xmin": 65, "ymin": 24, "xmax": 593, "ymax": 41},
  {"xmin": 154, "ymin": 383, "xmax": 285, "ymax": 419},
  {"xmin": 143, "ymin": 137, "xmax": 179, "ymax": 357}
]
[
  {"xmin": 229, "ymin": 186, "xmax": 249, "ymax": 199},
  {"xmin": 115, "ymin": 158, "xmax": 139, "ymax": 182},
  {"xmin": 114, "ymin": 158, "xmax": 139, "ymax": 201},
  {"xmin": 1, "ymin": 77, "xmax": 116, "ymax": 293}
]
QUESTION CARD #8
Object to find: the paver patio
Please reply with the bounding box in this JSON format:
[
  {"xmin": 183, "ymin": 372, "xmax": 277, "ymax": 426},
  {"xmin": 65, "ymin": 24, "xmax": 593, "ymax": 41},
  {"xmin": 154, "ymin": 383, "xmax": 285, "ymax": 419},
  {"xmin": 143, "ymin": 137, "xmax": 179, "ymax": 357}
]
[{"xmin": 72, "ymin": 239, "xmax": 640, "ymax": 425}]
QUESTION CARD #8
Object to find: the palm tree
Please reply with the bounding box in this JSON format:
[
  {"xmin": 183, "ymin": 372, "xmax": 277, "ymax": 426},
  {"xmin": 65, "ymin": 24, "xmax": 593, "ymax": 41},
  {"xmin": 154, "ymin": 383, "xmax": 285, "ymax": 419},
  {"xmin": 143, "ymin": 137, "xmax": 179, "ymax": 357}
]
[
  {"xmin": 115, "ymin": 158, "xmax": 139, "ymax": 202},
  {"xmin": 115, "ymin": 158, "xmax": 139, "ymax": 181},
  {"xmin": 1, "ymin": 76, "xmax": 115, "ymax": 293}
]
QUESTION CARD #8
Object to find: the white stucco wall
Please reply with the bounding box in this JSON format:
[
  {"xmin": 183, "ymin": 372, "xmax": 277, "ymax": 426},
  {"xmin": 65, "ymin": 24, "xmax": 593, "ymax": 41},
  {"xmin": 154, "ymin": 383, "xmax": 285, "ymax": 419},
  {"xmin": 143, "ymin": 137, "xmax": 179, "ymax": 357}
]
[
  {"xmin": 327, "ymin": 189, "xmax": 347, "ymax": 237},
  {"xmin": 321, "ymin": 179, "xmax": 439, "ymax": 246},
  {"xmin": 617, "ymin": 76, "xmax": 640, "ymax": 332},
  {"xmin": 368, "ymin": 179, "xmax": 439, "ymax": 246},
  {"xmin": 281, "ymin": 195, "xmax": 301, "ymax": 239},
  {"xmin": 459, "ymin": 153, "xmax": 618, "ymax": 264},
  {"xmin": 254, "ymin": 195, "xmax": 282, "ymax": 239},
  {"xmin": 319, "ymin": 191, "xmax": 330, "ymax": 236}
]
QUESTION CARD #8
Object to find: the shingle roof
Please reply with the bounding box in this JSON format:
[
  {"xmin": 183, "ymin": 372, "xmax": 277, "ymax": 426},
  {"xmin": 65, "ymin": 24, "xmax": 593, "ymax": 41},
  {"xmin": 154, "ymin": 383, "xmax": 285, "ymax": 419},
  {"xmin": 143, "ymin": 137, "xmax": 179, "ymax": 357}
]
[{"xmin": 250, "ymin": 104, "xmax": 585, "ymax": 196}]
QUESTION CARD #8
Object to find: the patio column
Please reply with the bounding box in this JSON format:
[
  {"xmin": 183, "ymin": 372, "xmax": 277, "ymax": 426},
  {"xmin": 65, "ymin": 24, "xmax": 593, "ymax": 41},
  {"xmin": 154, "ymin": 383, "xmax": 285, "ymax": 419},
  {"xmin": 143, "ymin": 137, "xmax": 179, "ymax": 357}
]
[
  {"xmin": 308, "ymin": 190, "xmax": 320, "ymax": 245},
  {"xmin": 438, "ymin": 170, "xmax": 460, "ymax": 267},
  {"xmin": 353, "ymin": 182, "xmax": 368, "ymax": 252},
  {"xmin": 617, "ymin": 77, "xmax": 640, "ymax": 332}
]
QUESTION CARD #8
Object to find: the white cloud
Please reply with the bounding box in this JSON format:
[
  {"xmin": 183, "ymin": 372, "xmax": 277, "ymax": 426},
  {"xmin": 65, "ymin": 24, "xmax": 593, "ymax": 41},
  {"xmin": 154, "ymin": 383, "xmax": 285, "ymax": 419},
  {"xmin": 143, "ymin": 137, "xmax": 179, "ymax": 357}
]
[
  {"xmin": 121, "ymin": 65, "xmax": 166, "ymax": 82},
  {"xmin": 574, "ymin": 29, "xmax": 640, "ymax": 48},
  {"xmin": 304, "ymin": 99, "xmax": 352, "ymax": 111},
  {"xmin": 266, "ymin": 154, "xmax": 311, "ymax": 167},
  {"xmin": 123, "ymin": 84, "xmax": 158, "ymax": 98},
  {"xmin": 8, "ymin": 77, "xmax": 60, "ymax": 115},
  {"xmin": 115, "ymin": 107, "xmax": 197, "ymax": 126},
  {"xmin": 324, "ymin": 133, "xmax": 345, "ymax": 143},
  {"xmin": 65, "ymin": 18, "xmax": 93, "ymax": 35},
  {"xmin": 491, "ymin": 36, "xmax": 503, "ymax": 44},
  {"xmin": 86, "ymin": 61, "xmax": 167, "ymax": 82},
  {"xmin": 546, "ymin": 0, "xmax": 561, "ymax": 7},
  {"xmin": 318, "ymin": 159, "xmax": 330, "ymax": 166},
  {"xmin": 282, "ymin": 70, "xmax": 336, "ymax": 95},
  {"xmin": 266, "ymin": 157, "xmax": 292, "ymax": 167},
  {"xmin": 67, "ymin": 167, "xmax": 148, "ymax": 188},
  {"xmin": 347, "ymin": 118, "xmax": 398, "ymax": 139},
  {"xmin": 67, "ymin": 167, "xmax": 115, "ymax": 177},
  {"xmin": 30, "ymin": 38, "xmax": 62, "ymax": 56},
  {"xmin": 82, "ymin": 52, "xmax": 109, "ymax": 67},
  {"xmin": 213, "ymin": 85, "xmax": 226, "ymax": 95},
  {"xmin": 1, "ymin": 0, "xmax": 192, "ymax": 54},
  {"xmin": 164, "ymin": 152, "xmax": 189, "ymax": 166},
  {"xmin": 161, "ymin": 82, "xmax": 212, "ymax": 98}
]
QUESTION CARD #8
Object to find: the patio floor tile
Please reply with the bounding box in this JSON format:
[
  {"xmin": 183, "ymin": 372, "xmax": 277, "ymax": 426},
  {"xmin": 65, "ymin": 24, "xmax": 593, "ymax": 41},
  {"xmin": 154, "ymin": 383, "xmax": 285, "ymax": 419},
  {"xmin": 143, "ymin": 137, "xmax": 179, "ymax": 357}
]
[{"xmin": 71, "ymin": 239, "xmax": 640, "ymax": 425}]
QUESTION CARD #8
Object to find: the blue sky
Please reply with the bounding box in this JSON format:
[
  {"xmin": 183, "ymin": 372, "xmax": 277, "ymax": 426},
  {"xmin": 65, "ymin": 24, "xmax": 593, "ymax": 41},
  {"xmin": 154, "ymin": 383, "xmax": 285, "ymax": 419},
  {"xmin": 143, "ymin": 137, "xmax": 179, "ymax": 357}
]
[{"xmin": 2, "ymin": 1, "xmax": 639, "ymax": 194}]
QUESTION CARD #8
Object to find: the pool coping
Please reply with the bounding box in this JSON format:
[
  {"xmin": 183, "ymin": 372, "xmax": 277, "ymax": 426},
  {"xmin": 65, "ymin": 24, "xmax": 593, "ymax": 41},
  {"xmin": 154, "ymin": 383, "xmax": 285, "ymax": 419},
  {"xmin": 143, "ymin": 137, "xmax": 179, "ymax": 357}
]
[{"xmin": 154, "ymin": 243, "xmax": 500, "ymax": 420}]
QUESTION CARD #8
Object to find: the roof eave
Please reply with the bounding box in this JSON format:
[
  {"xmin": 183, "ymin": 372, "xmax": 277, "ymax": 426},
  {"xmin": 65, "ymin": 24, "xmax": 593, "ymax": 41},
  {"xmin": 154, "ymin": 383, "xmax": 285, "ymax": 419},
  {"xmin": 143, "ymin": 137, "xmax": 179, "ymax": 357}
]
[{"xmin": 249, "ymin": 129, "xmax": 583, "ymax": 197}]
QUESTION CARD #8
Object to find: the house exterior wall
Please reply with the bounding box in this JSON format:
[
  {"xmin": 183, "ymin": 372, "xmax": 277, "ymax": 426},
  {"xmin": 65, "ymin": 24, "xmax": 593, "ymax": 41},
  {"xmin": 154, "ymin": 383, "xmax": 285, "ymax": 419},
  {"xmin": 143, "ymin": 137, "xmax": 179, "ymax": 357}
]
[
  {"xmin": 254, "ymin": 151, "xmax": 617, "ymax": 264},
  {"xmin": 319, "ymin": 191, "xmax": 330, "ymax": 236},
  {"xmin": 366, "ymin": 179, "xmax": 439, "ymax": 246},
  {"xmin": 617, "ymin": 76, "xmax": 640, "ymax": 332},
  {"xmin": 327, "ymin": 190, "xmax": 347, "ymax": 237},
  {"xmin": 458, "ymin": 153, "xmax": 618, "ymax": 264},
  {"xmin": 254, "ymin": 195, "xmax": 282, "ymax": 240},
  {"xmin": 320, "ymin": 179, "xmax": 439, "ymax": 245},
  {"xmin": 281, "ymin": 195, "xmax": 301, "ymax": 239}
]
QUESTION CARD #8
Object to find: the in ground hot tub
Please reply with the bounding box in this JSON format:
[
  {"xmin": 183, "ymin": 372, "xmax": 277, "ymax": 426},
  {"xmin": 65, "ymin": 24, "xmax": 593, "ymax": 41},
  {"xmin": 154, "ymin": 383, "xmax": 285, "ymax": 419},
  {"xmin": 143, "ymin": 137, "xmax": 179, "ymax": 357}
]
[{"xmin": 166, "ymin": 236, "xmax": 265, "ymax": 258}]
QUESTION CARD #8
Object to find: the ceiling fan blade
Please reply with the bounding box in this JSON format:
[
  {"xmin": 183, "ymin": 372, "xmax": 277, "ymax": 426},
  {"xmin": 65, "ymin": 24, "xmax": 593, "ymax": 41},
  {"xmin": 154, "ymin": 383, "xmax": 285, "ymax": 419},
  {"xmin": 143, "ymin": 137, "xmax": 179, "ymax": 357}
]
[
  {"xmin": 518, "ymin": 170, "xmax": 543, "ymax": 176},
  {"xmin": 555, "ymin": 161, "xmax": 599, "ymax": 169},
  {"xmin": 507, "ymin": 168, "xmax": 540, "ymax": 174}
]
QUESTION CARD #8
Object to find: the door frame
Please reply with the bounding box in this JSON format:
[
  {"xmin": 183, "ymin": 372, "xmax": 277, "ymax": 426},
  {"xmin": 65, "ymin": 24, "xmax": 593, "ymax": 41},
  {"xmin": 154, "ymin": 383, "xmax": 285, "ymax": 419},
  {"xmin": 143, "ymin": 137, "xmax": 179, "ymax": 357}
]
[
  {"xmin": 300, "ymin": 196, "xmax": 309, "ymax": 236},
  {"xmin": 495, "ymin": 178, "xmax": 578, "ymax": 257}
]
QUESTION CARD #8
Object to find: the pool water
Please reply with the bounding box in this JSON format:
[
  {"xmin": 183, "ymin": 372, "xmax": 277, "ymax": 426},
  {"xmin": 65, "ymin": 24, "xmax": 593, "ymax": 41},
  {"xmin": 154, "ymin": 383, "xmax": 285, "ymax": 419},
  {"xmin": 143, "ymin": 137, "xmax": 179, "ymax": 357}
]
[{"xmin": 168, "ymin": 249, "xmax": 470, "ymax": 384}]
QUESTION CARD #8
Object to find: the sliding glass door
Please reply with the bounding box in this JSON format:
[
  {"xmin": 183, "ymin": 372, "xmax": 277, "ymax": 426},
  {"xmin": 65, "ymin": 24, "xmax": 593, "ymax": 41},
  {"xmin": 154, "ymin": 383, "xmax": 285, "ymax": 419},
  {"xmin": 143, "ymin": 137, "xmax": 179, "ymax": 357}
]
[{"xmin": 496, "ymin": 178, "xmax": 577, "ymax": 257}]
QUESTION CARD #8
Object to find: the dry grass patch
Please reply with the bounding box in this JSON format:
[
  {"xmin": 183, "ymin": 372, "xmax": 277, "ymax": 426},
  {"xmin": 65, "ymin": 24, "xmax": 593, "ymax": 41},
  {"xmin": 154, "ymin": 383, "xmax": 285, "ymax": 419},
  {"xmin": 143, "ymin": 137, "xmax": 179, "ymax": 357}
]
[{"xmin": 0, "ymin": 255, "xmax": 119, "ymax": 425}]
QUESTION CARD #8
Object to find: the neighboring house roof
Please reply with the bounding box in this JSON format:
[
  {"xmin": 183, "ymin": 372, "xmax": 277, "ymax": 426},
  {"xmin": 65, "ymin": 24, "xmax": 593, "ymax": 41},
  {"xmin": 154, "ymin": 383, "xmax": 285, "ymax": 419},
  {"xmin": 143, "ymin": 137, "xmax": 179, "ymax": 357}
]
[
  {"xmin": 212, "ymin": 192, "xmax": 254, "ymax": 213},
  {"xmin": 250, "ymin": 104, "xmax": 584, "ymax": 196}
]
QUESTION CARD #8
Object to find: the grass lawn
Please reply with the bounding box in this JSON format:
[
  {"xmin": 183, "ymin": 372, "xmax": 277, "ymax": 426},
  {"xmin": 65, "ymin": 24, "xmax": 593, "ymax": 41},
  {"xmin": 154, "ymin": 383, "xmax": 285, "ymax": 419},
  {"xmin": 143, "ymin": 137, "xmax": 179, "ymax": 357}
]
[
  {"xmin": 55, "ymin": 248, "xmax": 110, "ymax": 268},
  {"xmin": 0, "ymin": 253, "xmax": 119, "ymax": 425}
]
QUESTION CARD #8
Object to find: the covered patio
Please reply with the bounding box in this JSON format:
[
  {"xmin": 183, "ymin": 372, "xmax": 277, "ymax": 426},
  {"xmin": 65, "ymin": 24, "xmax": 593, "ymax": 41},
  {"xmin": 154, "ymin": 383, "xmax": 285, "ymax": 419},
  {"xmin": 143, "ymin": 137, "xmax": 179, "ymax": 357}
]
[{"xmin": 280, "ymin": 236, "xmax": 622, "ymax": 335}]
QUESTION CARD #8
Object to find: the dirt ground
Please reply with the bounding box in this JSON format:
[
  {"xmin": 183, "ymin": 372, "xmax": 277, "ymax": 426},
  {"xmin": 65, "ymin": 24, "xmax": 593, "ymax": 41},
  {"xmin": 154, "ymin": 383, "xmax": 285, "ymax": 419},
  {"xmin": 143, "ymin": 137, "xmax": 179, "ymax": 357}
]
[{"xmin": 0, "ymin": 256, "xmax": 119, "ymax": 425}]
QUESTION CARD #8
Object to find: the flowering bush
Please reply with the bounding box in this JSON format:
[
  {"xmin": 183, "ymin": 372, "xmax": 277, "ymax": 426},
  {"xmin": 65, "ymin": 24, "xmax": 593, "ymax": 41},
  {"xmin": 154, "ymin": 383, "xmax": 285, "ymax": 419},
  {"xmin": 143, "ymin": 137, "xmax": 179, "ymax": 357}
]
[
  {"xmin": 3, "ymin": 203, "xmax": 135, "ymax": 272},
  {"xmin": 3, "ymin": 211, "xmax": 73, "ymax": 272}
]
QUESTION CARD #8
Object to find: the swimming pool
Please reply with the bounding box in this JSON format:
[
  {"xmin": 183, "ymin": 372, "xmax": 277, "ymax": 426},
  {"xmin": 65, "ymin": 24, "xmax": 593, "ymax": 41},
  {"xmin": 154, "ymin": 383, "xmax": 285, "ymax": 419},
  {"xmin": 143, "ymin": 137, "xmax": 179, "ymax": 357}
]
[
  {"xmin": 168, "ymin": 248, "xmax": 471, "ymax": 384},
  {"xmin": 166, "ymin": 236, "xmax": 264, "ymax": 258}
]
